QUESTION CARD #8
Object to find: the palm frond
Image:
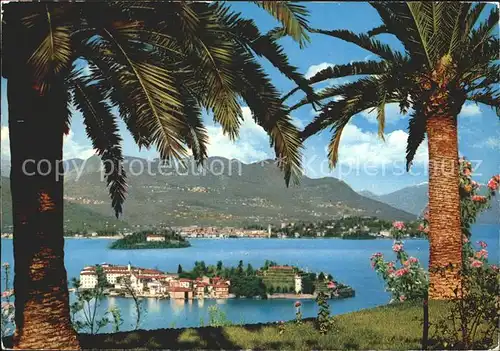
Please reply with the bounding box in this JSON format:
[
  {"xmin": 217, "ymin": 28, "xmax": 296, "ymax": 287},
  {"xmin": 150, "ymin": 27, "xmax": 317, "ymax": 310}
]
[
  {"xmin": 266, "ymin": 26, "xmax": 287, "ymax": 41},
  {"xmin": 463, "ymin": 3, "xmax": 486, "ymax": 38},
  {"xmin": 405, "ymin": 111, "xmax": 427, "ymax": 171},
  {"xmin": 254, "ymin": 1, "xmax": 310, "ymax": 47},
  {"xmin": 177, "ymin": 84, "xmax": 209, "ymax": 166},
  {"xmin": 327, "ymin": 118, "xmax": 350, "ymax": 168},
  {"xmin": 282, "ymin": 60, "xmax": 390, "ymax": 103},
  {"xmin": 228, "ymin": 18, "xmax": 318, "ymax": 108},
  {"xmin": 26, "ymin": 5, "xmax": 72, "ymax": 91},
  {"xmin": 235, "ymin": 48, "xmax": 303, "ymax": 185},
  {"xmin": 368, "ymin": 25, "xmax": 388, "ymax": 37},
  {"xmin": 96, "ymin": 23, "xmax": 190, "ymax": 162},
  {"xmin": 72, "ymin": 77, "xmax": 127, "ymax": 217},
  {"xmin": 467, "ymin": 91, "xmax": 500, "ymax": 118},
  {"xmin": 311, "ymin": 28, "xmax": 402, "ymax": 62}
]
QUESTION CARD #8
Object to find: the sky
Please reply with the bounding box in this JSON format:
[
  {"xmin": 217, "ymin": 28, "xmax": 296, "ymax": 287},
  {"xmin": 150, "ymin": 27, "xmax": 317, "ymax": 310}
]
[{"xmin": 1, "ymin": 2, "xmax": 499, "ymax": 195}]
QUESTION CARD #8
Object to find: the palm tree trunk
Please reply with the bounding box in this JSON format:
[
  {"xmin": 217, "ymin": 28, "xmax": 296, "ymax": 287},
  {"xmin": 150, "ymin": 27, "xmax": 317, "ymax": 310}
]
[
  {"xmin": 8, "ymin": 71, "xmax": 80, "ymax": 349},
  {"xmin": 426, "ymin": 114, "xmax": 462, "ymax": 300}
]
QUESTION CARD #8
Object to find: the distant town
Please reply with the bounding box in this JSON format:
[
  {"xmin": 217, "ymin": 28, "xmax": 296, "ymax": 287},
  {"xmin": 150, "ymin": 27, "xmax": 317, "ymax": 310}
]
[
  {"xmin": 78, "ymin": 261, "xmax": 355, "ymax": 300},
  {"xmin": 1, "ymin": 216, "xmax": 425, "ymax": 240}
]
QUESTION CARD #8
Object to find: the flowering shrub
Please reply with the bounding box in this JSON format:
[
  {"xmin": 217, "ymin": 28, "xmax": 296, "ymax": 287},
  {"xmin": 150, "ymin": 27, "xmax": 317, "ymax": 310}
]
[
  {"xmin": 371, "ymin": 222, "xmax": 428, "ymax": 302},
  {"xmin": 1, "ymin": 262, "xmax": 15, "ymax": 340},
  {"xmin": 431, "ymin": 243, "xmax": 499, "ymax": 349},
  {"xmin": 373, "ymin": 159, "xmax": 499, "ymax": 304}
]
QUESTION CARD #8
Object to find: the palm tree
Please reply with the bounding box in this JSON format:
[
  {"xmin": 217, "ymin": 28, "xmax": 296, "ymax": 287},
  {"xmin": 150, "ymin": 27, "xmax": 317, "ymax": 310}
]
[
  {"xmin": 285, "ymin": 3, "xmax": 499, "ymax": 299},
  {"xmin": 2, "ymin": 2, "xmax": 311, "ymax": 349}
]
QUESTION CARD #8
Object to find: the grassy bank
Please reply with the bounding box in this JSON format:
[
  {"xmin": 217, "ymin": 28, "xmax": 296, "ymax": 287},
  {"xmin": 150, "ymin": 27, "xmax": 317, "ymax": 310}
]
[
  {"xmin": 76, "ymin": 302, "xmax": 440, "ymax": 349},
  {"xmin": 3, "ymin": 301, "xmax": 494, "ymax": 349}
]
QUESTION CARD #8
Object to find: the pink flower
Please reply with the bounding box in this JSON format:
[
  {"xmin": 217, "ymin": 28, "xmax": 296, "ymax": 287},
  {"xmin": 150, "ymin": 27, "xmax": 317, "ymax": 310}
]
[
  {"xmin": 392, "ymin": 243, "xmax": 404, "ymax": 253},
  {"xmin": 491, "ymin": 265, "xmax": 498, "ymax": 271},
  {"xmin": 470, "ymin": 260, "xmax": 483, "ymax": 268},
  {"xmin": 387, "ymin": 262, "xmax": 395, "ymax": 268},
  {"xmin": 1, "ymin": 290, "xmax": 12, "ymax": 298},
  {"xmin": 463, "ymin": 235, "xmax": 469, "ymax": 243},
  {"xmin": 399, "ymin": 295, "xmax": 406, "ymax": 302},
  {"xmin": 394, "ymin": 268, "xmax": 408, "ymax": 277},
  {"xmin": 387, "ymin": 268, "xmax": 395, "ymax": 274},
  {"xmin": 408, "ymin": 257, "xmax": 419, "ymax": 264},
  {"xmin": 371, "ymin": 252, "xmax": 383, "ymax": 259},
  {"xmin": 294, "ymin": 301, "xmax": 301, "ymax": 308},
  {"xmin": 472, "ymin": 195, "xmax": 487, "ymax": 203},
  {"xmin": 418, "ymin": 223, "xmax": 425, "ymax": 232},
  {"xmin": 475, "ymin": 249, "xmax": 488, "ymax": 259},
  {"xmin": 487, "ymin": 178, "xmax": 498, "ymax": 191},
  {"xmin": 392, "ymin": 221, "xmax": 405, "ymax": 230},
  {"xmin": 477, "ymin": 241, "xmax": 487, "ymax": 249},
  {"xmin": 471, "ymin": 180, "xmax": 479, "ymax": 189},
  {"xmin": 327, "ymin": 281, "xmax": 336, "ymax": 289},
  {"xmin": 463, "ymin": 168, "xmax": 472, "ymax": 177}
]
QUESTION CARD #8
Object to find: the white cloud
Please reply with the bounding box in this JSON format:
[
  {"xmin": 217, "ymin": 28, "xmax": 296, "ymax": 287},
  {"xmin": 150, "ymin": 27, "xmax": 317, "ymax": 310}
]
[
  {"xmin": 459, "ymin": 103, "xmax": 481, "ymax": 117},
  {"xmin": 63, "ymin": 130, "xmax": 96, "ymax": 160},
  {"xmin": 1, "ymin": 126, "xmax": 95, "ymax": 160},
  {"xmin": 334, "ymin": 124, "xmax": 428, "ymax": 166},
  {"xmin": 359, "ymin": 103, "xmax": 407, "ymax": 125},
  {"xmin": 205, "ymin": 107, "xmax": 272, "ymax": 163},
  {"xmin": 305, "ymin": 62, "xmax": 334, "ymax": 79},
  {"xmin": 473, "ymin": 136, "xmax": 500, "ymax": 150}
]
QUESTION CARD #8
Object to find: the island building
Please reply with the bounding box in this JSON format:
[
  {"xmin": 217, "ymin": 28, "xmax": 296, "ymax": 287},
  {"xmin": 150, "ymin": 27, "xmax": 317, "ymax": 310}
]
[
  {"xmin": 146, "ymin": 234, "xmax": 166, "ymax": 242},
  {"xmin": 79, "ymin": 264, "xmax": 230, "ymax": 299}
]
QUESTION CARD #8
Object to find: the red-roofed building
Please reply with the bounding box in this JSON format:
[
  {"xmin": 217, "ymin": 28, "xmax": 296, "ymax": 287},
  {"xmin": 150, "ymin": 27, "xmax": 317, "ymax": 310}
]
[{"xmin": 213, "ymin": 283, "xmax": 229, "ymax": 298}]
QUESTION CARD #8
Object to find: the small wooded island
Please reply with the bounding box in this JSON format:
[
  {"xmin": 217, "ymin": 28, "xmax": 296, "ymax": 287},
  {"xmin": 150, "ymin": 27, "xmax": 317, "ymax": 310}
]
[{"xmin": 109, "ymin": 230, "xmax": 190, "ymax": 249}]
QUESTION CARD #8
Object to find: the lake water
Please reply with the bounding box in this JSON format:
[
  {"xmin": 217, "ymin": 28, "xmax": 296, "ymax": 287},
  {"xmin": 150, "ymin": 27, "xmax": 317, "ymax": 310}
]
[{"xmin": 1, "ymin": 224, "xmax": 498, "ymax": 332}]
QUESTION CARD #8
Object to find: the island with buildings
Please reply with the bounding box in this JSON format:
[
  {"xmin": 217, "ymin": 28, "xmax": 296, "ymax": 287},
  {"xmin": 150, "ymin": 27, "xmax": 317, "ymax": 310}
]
[
  {"xmin": 78, "ymin": 260, "xmax": 355, "ymax": 300},
  {"xmin": 109, "ymin": 230, "xmax": 190, "ymax": 249}
]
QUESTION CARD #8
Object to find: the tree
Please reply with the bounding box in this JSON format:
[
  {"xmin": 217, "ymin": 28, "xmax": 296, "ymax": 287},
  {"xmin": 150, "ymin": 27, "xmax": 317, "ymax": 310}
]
[
  {"xmin": 2, "ymin": 2, "xmax": 311, "ymax": 348},
  {"xmin": 246, "ymin": 263, "xmax": 254, "ymax": 276},
  {"xmin": 318, "ymin": 272, "xmax": 326, "ymax": 281},
  {"xmin": 286, "ymin": 3, "xmax": 499, "ymax": 299},
  {"xmin": 216, "ymin": 261, "xmax": 223, "ymax": 275},
  {"xmin": 177, "ymin": 264, "xmax": 183, "ymax": 274}
]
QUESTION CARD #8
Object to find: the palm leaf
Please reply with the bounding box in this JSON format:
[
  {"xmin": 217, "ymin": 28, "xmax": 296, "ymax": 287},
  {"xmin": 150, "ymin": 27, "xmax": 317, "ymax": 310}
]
[
  {"xmin": 235, "ymin": 49, "xmax": 303, "ymax": 186},
  {"xmin": 227, "ymin": 17, "xmax": 318, "ymax": 108},
  {"xmin": 405, "ymin": 111, "xmax": 427, "ymax": 171},
  {"xmin": 97, "ymin": 23, "xmax": 190, "ymax": 162},
  {"xmin": 311, "ymin": 28, "xmax": 402, "ymax": 62},
  {"xmin": 72, "ymin": 77, "xmax": 127, "ymax": 217},
  {"xmin": 282, "ymin": 60, "xmax": 389, "ymax": 103},
  {"xmin": 26, "ymin": 5, "xmax": 72, "ymax": 91},
  {"xmin": 254, "ymin": 1, "xmax": 310, "ymax": 47}
]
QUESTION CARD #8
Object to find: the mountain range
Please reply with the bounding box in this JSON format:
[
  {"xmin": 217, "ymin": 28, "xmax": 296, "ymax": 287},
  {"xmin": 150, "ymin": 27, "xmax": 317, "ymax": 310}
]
[
  {"xmin": 1, "ymin": 155, "xmax": 415, "ymax": 231},
  {"xmin": 360, "ymin": 183, "xmax": 499, "ymax": 225}
]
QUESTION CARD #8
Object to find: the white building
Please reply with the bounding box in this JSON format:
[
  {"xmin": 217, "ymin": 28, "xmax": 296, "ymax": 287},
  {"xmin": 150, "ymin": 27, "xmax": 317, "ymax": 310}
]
[
  {"xmin": 78, "ymin": 264, "xmax": 167, "ymax": 291},
  {"xmin": 146, "ymin": 234, "xmax": 165, "ymax": 242},
  {"xmin": 294, "ymin": 275, "xmax": 302, "ymax": 294}
]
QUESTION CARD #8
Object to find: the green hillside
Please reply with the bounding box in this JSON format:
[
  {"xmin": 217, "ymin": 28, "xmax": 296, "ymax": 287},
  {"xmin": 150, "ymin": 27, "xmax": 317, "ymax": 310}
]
[
  {"xmin": 2, "ymin": 156, "xmax": 415, "ymax": 231},
  {"xmin": 61, "ymin": 156, "xmax": 415, "ymax": 227}
]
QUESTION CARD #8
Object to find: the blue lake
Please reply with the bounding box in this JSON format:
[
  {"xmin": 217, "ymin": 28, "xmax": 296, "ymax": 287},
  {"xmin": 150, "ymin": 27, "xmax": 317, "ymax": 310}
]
[{"xmin": 1, "ymin": 224, "xmax": 498, "ymax": 332}]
